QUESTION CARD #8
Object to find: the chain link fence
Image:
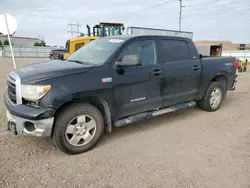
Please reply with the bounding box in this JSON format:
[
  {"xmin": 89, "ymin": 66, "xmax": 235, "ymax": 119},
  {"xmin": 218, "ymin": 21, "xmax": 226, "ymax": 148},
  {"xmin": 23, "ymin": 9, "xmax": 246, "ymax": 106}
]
[
  {"xmin": 1, "ymin": 46, "xmax": 62, "ymax": 58},
  {"xmin": 222, "ymin": 50, "xmax": 250, "ymax": 61}
]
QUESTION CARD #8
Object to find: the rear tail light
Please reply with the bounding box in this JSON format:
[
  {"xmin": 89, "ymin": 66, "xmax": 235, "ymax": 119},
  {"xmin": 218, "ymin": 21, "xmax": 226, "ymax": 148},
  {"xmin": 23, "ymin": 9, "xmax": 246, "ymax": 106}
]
[{"xmin": 233, "ymin": 61, "xmax": 239, "ymax": 69}]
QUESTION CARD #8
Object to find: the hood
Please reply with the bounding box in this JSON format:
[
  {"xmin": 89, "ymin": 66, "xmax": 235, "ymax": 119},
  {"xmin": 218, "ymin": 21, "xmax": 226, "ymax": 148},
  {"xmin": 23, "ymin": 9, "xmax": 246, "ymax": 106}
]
[{"xmin": 14, "ymin": 60, "xmax": 93, "ymax": 83}]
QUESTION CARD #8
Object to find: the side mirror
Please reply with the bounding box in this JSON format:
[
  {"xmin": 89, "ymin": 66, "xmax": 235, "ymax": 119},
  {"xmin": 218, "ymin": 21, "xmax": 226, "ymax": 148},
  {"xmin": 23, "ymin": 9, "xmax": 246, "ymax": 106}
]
[{"xmin": 116, "ymin": 54, "xmax": 141, "ymax": 67}]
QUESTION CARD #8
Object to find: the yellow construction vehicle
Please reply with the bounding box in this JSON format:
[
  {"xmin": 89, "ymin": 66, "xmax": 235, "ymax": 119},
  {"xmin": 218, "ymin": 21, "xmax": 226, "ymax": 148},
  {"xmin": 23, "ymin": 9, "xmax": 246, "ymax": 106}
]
[
  {"xmin": 64, "ymin": 22, "xmax": 124, "ymax": 59},
  {"xmin": 238, "ymin": 59, "xmax": 248, "ymax": 72}
]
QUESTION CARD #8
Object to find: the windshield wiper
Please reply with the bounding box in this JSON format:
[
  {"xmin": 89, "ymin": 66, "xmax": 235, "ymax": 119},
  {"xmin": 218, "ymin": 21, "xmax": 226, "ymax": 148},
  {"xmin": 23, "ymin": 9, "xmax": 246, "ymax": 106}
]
[
  {"xmin": 66, "ymin": 59, "xmax": 95, "ymax": 65},
  {"xmin": 66, "ymin": 59, "xmax": 85, "ymax": 64}
]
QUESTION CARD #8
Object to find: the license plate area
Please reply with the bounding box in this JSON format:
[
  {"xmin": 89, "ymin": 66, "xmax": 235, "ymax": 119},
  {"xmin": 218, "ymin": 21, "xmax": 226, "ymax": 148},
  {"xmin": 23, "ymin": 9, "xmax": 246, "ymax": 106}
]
[
  {"xmin": 6, "ymin": 110, "xmax": 13, "ymax": 122},
  {"xmin": 6, "ymin": 110, "xmax": 17, "ymax": 135}
]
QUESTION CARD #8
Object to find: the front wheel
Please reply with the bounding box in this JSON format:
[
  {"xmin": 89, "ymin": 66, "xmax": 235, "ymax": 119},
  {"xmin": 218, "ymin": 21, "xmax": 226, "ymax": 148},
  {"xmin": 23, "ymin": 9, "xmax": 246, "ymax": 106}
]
[
  {"xmin": 53, "ymin": 103, "xmax": 104, "ymax": 154},
  {"xmin": 198, "ymin": 82, "xmax": 225, "ymax": 112}
]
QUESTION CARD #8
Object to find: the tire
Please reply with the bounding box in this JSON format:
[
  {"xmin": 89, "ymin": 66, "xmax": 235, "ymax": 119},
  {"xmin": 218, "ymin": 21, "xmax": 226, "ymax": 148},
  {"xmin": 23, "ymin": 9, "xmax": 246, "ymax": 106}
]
[
  {"xmin": 238, "ymin": 67, "xmax": 243, "ymax": 72},
  {"xmin": 53, "ymin": 103, "xmax": 104, "ymax": 154},
  {"xmin": 199, "ymin": 82, "xmax": 225, "ymax": 112}
]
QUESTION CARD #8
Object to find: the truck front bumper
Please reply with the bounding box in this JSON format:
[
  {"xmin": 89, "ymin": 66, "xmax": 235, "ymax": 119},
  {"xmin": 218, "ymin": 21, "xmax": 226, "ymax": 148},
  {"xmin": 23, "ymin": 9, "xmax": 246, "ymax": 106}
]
[{"xmin": 4, "ymin": 92, "xmax": 54, "ymax": 137}]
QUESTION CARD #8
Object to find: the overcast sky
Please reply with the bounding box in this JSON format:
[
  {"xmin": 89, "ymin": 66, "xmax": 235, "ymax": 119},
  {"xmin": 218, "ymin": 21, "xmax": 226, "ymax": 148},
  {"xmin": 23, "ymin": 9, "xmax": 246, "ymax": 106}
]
[{"xmin": 0, "ymin": 0, "xmax": 249, "ymax": 46}]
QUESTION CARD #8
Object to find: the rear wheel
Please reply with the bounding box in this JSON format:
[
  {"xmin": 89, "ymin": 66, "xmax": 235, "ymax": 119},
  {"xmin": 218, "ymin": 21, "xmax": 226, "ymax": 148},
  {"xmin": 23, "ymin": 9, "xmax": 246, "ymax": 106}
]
[
  {"xmin": 238, "ymin": 67, "xmax": 243, "ymax": 72},
  {"xmin": 53, "ymin": 103, "xmax": 104, "ymax": 154},
  {"xmin": 199, "ymin": 82, "xmax": 225, "ymax": 112}
]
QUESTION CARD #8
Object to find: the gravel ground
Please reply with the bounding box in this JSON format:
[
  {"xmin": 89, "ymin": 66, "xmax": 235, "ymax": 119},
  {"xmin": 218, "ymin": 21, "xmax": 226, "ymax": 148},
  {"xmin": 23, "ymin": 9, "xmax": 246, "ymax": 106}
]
[{"xmin": 0, "ymin": 57, "xmax": 250, "ymax": 188}]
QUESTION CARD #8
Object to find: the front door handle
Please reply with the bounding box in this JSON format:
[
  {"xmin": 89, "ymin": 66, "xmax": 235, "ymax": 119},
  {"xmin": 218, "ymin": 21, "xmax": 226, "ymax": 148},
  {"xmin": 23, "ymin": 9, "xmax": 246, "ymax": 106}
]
[
  {"xmin": 152, "ymin": 69, "xmax": 163, "ymax": 76},
  {"xmin": 192, "ymin": 65, "xmax": 201, "ymax": 71}
]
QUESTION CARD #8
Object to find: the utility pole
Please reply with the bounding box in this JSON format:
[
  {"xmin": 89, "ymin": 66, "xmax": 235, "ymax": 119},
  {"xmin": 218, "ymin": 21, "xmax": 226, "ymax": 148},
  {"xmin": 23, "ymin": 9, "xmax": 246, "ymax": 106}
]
[
  {"xmin": 70, "ymin": 24, "xmax": 73, "ymax": 38},
  {"xmin": 68, "ymin": 22, "xmax": 81, "ymax": 38},
  {"xmin": 76, "ymin": 22, "xmax": 80, "ymax": 37},
  {"xmin": 178, "ymin": 0, "xmax": 185, "ymax": 31}
]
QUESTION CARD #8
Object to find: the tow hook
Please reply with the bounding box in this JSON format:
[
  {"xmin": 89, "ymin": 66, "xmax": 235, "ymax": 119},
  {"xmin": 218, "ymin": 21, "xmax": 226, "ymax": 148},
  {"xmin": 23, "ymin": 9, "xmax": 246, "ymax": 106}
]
[{"xmin": 8, "ymin": 121, "xmax": 17, "ymax": 135}]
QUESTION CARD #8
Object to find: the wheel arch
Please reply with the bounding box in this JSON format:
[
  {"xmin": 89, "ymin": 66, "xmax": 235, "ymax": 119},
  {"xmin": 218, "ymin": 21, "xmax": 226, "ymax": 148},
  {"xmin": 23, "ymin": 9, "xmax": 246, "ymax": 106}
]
[
  {"xmin": 198, "ymin": 72, "xmax": 228, "ymax": 100},
  {"xmin": 52, "ymin": 96, "xmax": 112, "ymax": 137},
  {"xmin": 210, "ymin": 73, "xmax": 227, "ymax": 90}
]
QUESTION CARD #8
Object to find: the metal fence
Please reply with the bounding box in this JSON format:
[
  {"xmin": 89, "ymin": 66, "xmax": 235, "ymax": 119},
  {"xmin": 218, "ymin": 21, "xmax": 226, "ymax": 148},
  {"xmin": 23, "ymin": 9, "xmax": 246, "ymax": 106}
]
[
  {"xmin": 2, "ymin": 45, "xmax": 250, "ymax": 61},
  {"xmin": 222, "ymin": 50, "xmax": 250, "ymax": 61},
  {"xmin": 2, "ymin": 46, "xmax": 61, "ymax": 58}
]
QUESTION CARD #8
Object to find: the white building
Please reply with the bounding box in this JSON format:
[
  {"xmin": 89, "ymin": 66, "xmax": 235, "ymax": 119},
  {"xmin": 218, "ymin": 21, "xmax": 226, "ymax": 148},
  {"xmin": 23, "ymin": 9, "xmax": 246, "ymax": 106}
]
[{"xmin": 0, "ymin": 36, "xmax": 40, "ymax": 47}]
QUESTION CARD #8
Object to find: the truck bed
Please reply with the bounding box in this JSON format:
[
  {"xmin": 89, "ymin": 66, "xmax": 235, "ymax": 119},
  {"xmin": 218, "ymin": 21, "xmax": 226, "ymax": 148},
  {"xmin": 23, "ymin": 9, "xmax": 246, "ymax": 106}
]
[
  {"xmin": 201, "ymin": 56, "xmax": 234, "ymax": 60},
  {"xmin": 201, "ymin": 56, "xmax": 236, "ymax": 90}
]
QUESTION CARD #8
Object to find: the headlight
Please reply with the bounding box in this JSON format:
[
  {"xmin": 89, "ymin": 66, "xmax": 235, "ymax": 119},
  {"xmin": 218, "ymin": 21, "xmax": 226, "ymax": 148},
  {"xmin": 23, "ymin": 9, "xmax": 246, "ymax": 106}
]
[{"xmin": 21, "ymin": 85, "xmax": 51, "ymax": 102}]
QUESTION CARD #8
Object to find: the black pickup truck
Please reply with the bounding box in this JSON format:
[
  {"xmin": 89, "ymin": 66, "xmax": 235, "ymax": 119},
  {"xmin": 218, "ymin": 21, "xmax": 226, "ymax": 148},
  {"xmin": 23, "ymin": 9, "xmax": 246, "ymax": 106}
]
[{"xmin": 4, "ymin": 35, "xmax": 237, "ymax": 154}]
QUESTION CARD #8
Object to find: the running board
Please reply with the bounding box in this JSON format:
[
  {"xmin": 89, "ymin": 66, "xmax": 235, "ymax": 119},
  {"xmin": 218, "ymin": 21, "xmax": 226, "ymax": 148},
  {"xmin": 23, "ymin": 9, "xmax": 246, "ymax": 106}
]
[{"xmin": 114, "ymin": 101, "xmax": 196, "ymax": 127}]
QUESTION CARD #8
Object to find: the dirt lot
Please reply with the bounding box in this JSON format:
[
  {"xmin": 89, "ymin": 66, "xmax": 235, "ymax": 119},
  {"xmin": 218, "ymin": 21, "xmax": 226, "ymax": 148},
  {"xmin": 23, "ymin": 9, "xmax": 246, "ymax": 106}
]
[{"xmin": 0, "ymin": 57, "xmax": 249, "ymax": 188}]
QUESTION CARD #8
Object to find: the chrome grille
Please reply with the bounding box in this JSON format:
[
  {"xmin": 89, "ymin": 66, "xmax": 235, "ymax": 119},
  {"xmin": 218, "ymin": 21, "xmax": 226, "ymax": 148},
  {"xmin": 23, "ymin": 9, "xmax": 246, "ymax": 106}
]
[
  {"xmin": 7, "ymin": 72, "xmax": 22, "ymax": 105},
  {"xmin": 8, "ymin": 75, "xmax": 17, "ymax": 104}
]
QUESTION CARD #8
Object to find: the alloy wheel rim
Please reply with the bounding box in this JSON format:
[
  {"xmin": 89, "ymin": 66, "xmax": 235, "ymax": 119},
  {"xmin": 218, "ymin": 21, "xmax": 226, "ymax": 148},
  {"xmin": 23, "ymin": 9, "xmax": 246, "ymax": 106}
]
[
  {"xmin": 65, "ymin": 115, "xmax": 97, "ymax": 146},
  {"xmin": 209, "ymin": 88, "xmax": 222, "ymax": 109}
]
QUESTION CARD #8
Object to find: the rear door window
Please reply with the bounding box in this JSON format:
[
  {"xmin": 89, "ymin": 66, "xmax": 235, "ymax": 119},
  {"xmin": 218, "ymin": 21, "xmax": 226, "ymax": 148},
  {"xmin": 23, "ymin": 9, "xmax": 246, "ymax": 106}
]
[{"xmin": 160, "ymin": 40, "xmax": 191, "ymax": 62}]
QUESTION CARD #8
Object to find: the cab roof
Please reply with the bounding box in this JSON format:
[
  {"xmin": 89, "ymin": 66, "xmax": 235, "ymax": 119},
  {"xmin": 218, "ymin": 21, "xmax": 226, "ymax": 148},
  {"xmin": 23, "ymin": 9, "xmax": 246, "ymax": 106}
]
[
  {"xmin": 69, "ymin": 34, "xmax": 192, "ymax": 43},
  {"xmin": 104, "ymin": 35, "xmax": 191, "ymax": 41},
  {"xmin": 99, "ymin": 22, "xmax": 123, "ymax": 25}
]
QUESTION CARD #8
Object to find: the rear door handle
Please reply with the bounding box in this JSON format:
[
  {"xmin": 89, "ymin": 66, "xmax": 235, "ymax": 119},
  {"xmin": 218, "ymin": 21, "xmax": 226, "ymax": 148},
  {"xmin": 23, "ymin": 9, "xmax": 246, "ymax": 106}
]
[
  {"xmin": 152, "ymin": 69, "xmax": 163, "ymax": 76},
  {"xmin": 192, "ymin": 65, "xmax": 201, "ymax": 71}
]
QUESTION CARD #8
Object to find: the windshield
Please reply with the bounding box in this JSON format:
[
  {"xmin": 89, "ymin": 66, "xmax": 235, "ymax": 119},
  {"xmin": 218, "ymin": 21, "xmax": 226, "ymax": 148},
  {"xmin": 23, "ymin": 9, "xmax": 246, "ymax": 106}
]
[{"xmin": 67, "ymin": 38, "xmax": 125, "ymax": 65}]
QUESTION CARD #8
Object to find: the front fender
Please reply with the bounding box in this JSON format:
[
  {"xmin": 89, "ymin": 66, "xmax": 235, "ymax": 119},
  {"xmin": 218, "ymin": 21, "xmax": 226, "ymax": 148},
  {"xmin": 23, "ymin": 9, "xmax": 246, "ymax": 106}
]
[{"xmin": 51, "ymin": 91, "xmax": 113, "ymax": 132}]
